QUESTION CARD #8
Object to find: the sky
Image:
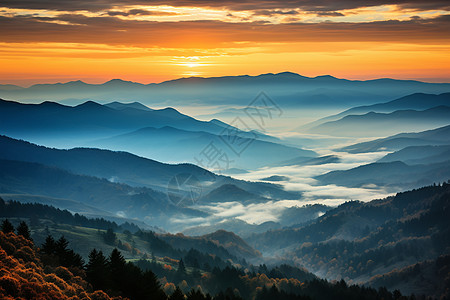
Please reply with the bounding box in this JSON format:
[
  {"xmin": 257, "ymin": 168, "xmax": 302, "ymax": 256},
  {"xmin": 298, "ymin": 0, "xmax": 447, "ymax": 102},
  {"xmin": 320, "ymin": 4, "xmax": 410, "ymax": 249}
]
[{"xmin": 1, "ymin": 0, "xmax": 449, "ymax": 85}]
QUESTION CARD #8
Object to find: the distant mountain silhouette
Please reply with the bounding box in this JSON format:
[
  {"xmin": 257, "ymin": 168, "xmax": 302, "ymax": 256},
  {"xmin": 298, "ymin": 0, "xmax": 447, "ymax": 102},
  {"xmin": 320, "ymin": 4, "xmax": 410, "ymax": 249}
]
[
  {"xmin": 2, "ymin": 73, "xmax": 449, "ymax": 108},
  {"xmin": 0, "ymin": 135, "xmax": 298, "ymax": 201},
  {"xmin": 378, "ymin": 145, "xmax": 450, "ymax": 165},
  {"xmin": 339, "ymin": 124, "xmax": 450, "ymax": 153},
  {"xmin": 272, "ymin": 155, "xmax": 340, "ymax": 167},
  {"xmin": 90, "ymin": 126, "xmax": 316, "ymax": 169},
  {"xmin": 315, "ymin": 160, "xmax": 450, "ymax": 190},
  {"xmin": 0, "ymin": 98, "xmax": 229, "ymax": 144},
  {"xmin": 300, "ymin": 92, "xmax": 450, "ymax": 130},
  {"xmin": 308, "ymin": 106, "xmax": 450, "ymax": 137},
  {"xmin": 104, "ymin": 101, "xmax": 153, "ymax": 111},
  {"xmin": 260, "ymin": 175, "xmax": 290, "ymax": 182},
  {"xmin": 199, "ymin": 184, "xmax": 267, "ymax": 204}
]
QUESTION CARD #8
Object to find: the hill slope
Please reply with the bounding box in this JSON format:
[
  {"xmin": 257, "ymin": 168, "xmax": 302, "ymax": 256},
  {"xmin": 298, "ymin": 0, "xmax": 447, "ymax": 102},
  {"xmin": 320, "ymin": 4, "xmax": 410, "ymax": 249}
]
[
  {"xmin": 339, "ymin": 124, "xmax": 450, "ymax": 153},
  {"xmin": 245, "ymin": 182, "xmax": 450, "ymax": 297},
  {"xmin": 0, "ymin": 135, "xmax": 298, "ymax": 201},
  {"xmin": 90, "ymin": 126, "xmax": 316, "ymax": 169},
  {"xmin": 308, "ymin": 106, "xmax": 450, "ymax": 137}
]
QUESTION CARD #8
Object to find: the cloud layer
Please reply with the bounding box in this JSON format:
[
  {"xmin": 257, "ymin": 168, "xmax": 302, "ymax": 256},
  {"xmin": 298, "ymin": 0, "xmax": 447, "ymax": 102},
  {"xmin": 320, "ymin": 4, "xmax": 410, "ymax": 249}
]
[{"xmin": 2, "ymin": 0, "xmax": 450, "ymax": 12}]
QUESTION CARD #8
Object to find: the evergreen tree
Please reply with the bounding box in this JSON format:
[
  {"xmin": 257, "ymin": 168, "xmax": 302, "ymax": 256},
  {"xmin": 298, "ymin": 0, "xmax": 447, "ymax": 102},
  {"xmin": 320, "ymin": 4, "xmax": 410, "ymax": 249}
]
[
  {"xmin": 55, "ymin": 236, "xmax": 69, "ymax": 254},
  {"xmin": 86, "ymin": 249, "xmax": 109, "ymax": 291},
  {"xmin": 17, "ymin": 221, "xmax": 32, "ymax": 241},
  {"xmin": 42, "ymin": 235, "xmax": 56, "ymax": 254},
  {"xmin": 187, "ymin": 289, "xmax": 207, "ymax": 300},
  {"xmin": 142, "ymin": 270, "xmax": 167, "ymax": 300},
  {"xmin": 169, "ymin": 286, "xmax": 185, "ymax": 300},
  {"xmin": 109, "ymin": 248, "xmax": 126, "ymax": 290},
  {"xmin": 103, "ymin": 228, "xmax": 117, "ymax": 245},
  {"xmin": 178, "ymin": 258, "xmax": 186, "ymax": 274},
  {"xmin": 1, "ymin": 219, "xmax": 14, "ymax": 233}
]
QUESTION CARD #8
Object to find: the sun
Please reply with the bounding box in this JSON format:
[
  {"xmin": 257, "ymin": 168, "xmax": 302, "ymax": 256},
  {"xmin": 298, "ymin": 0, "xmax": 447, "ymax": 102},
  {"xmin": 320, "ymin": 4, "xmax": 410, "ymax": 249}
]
[
  {"xmin": 175, "ymin": 56, "xmax": 209, "ymax": 68},
  {"xmin": 173, "ymin": 56, "xmax": 212, "ymax": 76},
  {"xmin": 184, "ymin": 62, "xmax": 201, "ymax": 68}
]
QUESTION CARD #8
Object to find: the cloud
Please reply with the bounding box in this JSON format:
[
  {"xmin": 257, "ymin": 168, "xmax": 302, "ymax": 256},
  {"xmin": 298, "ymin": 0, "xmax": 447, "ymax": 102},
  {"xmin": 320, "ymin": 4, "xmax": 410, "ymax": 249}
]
[
  {"xmin": 1, "ymin": 0, "xmax": 449, "ymax": 13},
  {"xmin": 169, "ymin": 149, "xmax": 396, "ymax": 230},
  {"xmin": 315, "ymin": 11, "xmax": 345, "ymax": 17},
  {"xmin": 106, "ymin": 9, "xmax": 179, "ymax": 17},
  {"xmin": 252, "ymin": 9, "xmax": 299, "ymax": 16},
  {"xmin": 0, "ymin": 14, "xmax": 449, "ymax": 48}
]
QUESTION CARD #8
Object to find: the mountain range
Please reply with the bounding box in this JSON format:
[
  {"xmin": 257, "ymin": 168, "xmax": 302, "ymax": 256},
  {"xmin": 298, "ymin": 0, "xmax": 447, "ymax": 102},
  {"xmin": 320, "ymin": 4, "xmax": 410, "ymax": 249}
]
[
  {"xmin": 339, "ymin": 124, "xmax": 450, "ymax": 153},
  {"xmin": 300, "ymin": 92, "xmax": 450, "ymax": 130},
  {"xmin": 91, "ymin": 125, "xmax": 316, "ymax": 169},
  {"xmin": 2, "ymin": 73, "xmax": 450, "ymax": 109},
  {"xmin": 307, "ymin": 106, "xmax": 450, "ymax": 137},
  {"xmin": 0, "ymin": 98, "xmax": 313, "ymax": 169},
  {"xmin": 0, "ymin": 135, "xmax": 304, "ymax": 231},
  {"xmin": 244, "ymin": 183, "xmax": 450, "ymax": 297}
]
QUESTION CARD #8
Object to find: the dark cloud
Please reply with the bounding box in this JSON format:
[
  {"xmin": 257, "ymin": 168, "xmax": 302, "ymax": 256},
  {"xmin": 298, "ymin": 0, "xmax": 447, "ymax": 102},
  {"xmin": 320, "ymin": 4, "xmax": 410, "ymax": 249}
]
[
  {"xmin": 1, "ymin": 0, "xmax": 449, "ymax": 13},
  {"xmin": 252, "ymin": 9, "xmax": 299, "ymax": 16},
  {"xmin": 107, "ymin": 9, "xmax": 178, "ymax": 17},
  {"xmin": 315, "ymin": 11, "xmax": 345, "ymax": 17},
  {"xmin": 0, "ymin": 13, "xmax": 448, "ymax": 48}
]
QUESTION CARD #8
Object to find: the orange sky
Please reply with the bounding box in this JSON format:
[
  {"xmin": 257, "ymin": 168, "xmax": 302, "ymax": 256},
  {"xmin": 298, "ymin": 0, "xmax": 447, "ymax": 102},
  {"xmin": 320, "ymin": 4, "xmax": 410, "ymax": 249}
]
[{"xmin": 0, "ymin": 1, "xmax": 449, "ymax": 85}]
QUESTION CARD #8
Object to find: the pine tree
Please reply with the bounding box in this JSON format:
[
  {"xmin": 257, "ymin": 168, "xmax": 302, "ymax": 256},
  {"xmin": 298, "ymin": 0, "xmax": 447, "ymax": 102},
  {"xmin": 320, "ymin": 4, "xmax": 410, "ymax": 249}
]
[
  {"xmin": 1, "ymin": 219, "xmax": 14, "ymax": 233},
  {"xmin": 42, "ymin": 235, "xmax": 56, "ymax": 254},
  {"xmin": 169, "ymin": 286, "xmax": 185, "ymax": 300},
  {"xmin": 178, "ymin": 258, "xmax": 186, "ymax": 274},
  {"xmin": 142, "ymin": 270, "xmax": 167, "ymax": 300},
  {"xmin": 86, "ymin": 249, "xmax": 109, "ymax": 291},
  {"xmin": 109, "ymin": 248, "xmax": 126, "ymax": 289},
  {"xmin": 17, "ymin": 221, "xmax": 32, "ymax": 241},
  {"xmin": 55, "ymin": 236, "xmax": 69, "ymax": 255},
  {"xmin": 103, "ymin": 228, "xmax": 117, "ymax": 245}
]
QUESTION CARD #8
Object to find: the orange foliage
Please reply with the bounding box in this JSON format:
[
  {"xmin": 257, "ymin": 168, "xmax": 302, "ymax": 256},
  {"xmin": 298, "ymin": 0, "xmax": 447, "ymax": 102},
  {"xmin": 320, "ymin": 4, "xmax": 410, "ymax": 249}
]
[
  {"xmin": 0, "ymin": 232, "xmax": 125, "ymax": 300},
  {"xmin": 239, "ymin": 273, "xmax": 304, "ymax": 294},
  {"xmin": 163, "ymin": 256, "xmax": 179, "ymax": 264},
  {"xmin": 163, "ymin": 282, "xmax": 176, "ymax": 295}
]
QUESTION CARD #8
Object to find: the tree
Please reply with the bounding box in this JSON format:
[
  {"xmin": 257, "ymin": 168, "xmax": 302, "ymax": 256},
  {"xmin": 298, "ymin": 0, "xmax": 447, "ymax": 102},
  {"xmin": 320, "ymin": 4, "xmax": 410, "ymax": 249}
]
[
  {"xmin": 187, "ymin": 289, "xmax": 208, "ymax": 300},
  {"xmin": 103, "ymin": 228, "xmax": 117, "ymax": 245},
  {"xmin": 55, "ymin": 236, "xmax": 69, "ymax": 252},
  {"xmin": 1, "ymin": 219, "xmax": 14, "ymax": 233},
  {"xmin": 41, "ymin": 235, "xmax": 84, "ymax": 269},
  {"xmin": 178, "ymin": 258, "xmax": 186, "ymax": 274},
  {"xmin": 17, "ymin": 221, "xmax": 32, "ymax": 241},
  {"xmin": 42, "ymin": 235, "xmax": 56, "ymax": 254},
  {"xmin": 169, "ymin": 286, "xmax": 185, "ymax": 300},
  {"xmin": 109, "ymin": 248, "xmax": 126, "ymax": 289},
  {"xmin": 142, "ymin": 270, "xmax": 167, "ymax": 300},
  {"xmin": 86, "ymin": 249, "xmax": 109, "ymax": 291}
]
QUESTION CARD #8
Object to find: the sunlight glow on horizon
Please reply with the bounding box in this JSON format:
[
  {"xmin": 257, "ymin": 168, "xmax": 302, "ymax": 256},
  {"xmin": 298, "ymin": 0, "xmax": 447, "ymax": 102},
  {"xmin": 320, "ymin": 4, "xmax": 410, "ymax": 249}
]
[{"xmin": 0, "ymin": 2, "xmax": 449, "ymax": 85}]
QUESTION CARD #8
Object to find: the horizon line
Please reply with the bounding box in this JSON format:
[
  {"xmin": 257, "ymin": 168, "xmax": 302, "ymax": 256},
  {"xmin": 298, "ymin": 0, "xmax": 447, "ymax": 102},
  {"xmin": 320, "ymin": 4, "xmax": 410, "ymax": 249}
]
[{"xmin": 2, "ymin": 72, "xmax": 450, "ymax": 88}]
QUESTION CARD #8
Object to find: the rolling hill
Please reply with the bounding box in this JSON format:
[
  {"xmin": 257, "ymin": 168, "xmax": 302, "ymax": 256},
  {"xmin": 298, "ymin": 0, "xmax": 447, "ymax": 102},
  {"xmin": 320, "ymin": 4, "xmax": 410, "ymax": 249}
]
[
  {"xmin": 0, "ymin": 98, "xmax": 235, "ymax": 147},
  {"xmin": 377, "ymin": 145, "xmax": 450, "ymax": 165},
  {"xmin": 339, "ymin": 124, "xmax": 450, "ymax": 153},
  {"xmin": 0, "ymin": 135, "xmax": 299, "ymax": 201},
  {"xmin": 300, "ymin": 92, "xmax": 450, "ymax": 130},
  {"xmin": 308, "ymin": 106, "xmax": 450, "ymax": 137},
  {"xmin": 315, "ymin": 160, "xmax": 450, "ymax": 190},
  {"xmin": 90, "ymin": 126, "xmax": 316, "ymax": 170},
  {"xmin": 245, "ymin": 182, "xmax": 450, "ymax": 297}
]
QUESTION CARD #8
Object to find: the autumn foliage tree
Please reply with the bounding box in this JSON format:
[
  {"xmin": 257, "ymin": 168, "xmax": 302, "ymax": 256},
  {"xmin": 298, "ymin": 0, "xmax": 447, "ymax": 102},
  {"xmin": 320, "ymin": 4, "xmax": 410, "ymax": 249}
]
[{"xmin": 0, "ymin": 231, "xmax": 123, "ymax": 300}]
